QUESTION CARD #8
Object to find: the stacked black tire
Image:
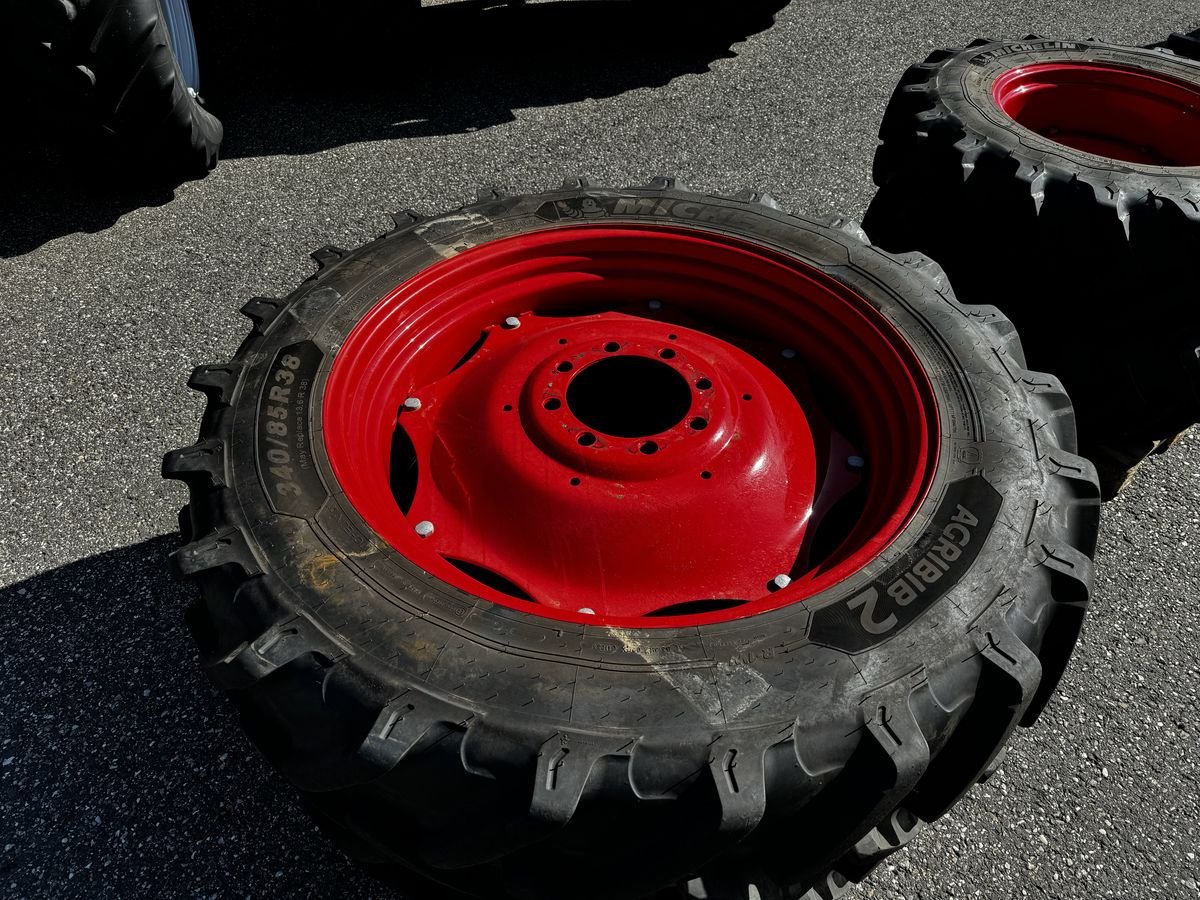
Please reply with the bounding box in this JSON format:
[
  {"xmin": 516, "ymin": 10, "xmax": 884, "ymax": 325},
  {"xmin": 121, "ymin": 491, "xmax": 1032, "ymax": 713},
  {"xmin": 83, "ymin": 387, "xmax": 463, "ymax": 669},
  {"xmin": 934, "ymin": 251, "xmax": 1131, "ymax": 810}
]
[
  {"xmin": 864, "ymin": 36, "xmax": 1200, "ymax": 496},
  {"xmin": 10, "ymin": 0, "xmax": 222, "ymax": 177}
]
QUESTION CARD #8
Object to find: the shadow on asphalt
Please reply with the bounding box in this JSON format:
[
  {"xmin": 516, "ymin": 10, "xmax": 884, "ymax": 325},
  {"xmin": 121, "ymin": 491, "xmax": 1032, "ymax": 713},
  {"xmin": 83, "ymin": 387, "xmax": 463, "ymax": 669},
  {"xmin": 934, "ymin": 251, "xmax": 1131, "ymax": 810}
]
[
  {"xmin": 0, "ymin": 538, "xmax": 695, "ymax": 897},
  {"xmin": 0, "ymin": 537, "xmax": 379, "ymax": 897},
  {"xmin": 0, "ymin": 0, "xmax": 788, "ymax": 258},
  {"xmin": 203, "ymin": 0, "xmax": 789, "ymax": 155},
  {"xmin": 0, "ymin": 145, "xmax": 178, "ymax": 260}
]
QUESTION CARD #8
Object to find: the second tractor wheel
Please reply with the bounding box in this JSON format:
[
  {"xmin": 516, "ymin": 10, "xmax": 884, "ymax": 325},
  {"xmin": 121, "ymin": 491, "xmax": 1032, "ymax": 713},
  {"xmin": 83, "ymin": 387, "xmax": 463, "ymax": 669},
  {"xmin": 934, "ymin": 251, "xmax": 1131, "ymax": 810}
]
[
  {"xmin": 864, "ymin": 36, "xmax": 1200, "ymax": 496},
  {"xmin": 165, "ymin": 180, "xmax": 1100, "ymax": 899}
]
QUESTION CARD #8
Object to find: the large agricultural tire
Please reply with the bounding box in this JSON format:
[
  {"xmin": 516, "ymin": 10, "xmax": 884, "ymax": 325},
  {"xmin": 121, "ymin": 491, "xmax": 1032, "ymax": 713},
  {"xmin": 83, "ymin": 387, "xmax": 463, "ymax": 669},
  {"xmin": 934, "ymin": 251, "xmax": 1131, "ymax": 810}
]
[
  {"xmin": 164, "ymin": 180, "xmax": 1100, "ymax": 899},
  {"xmin": 862, "ymin": 37, "xmax": 1200, "ymax": 498},
  {"xmin": 9, "ymin": 0, "xmax": 222, "ymax": 177}
]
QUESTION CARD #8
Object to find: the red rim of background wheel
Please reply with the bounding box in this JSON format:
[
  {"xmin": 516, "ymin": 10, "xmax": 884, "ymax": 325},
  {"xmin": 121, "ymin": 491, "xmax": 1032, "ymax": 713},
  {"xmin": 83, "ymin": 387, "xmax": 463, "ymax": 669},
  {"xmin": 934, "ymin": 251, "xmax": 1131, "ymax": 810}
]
[
  {"xmin": 322, "ymin": 223, "xmax": 939, "ymax": 627},
  {"xmin": 992, "ymin": 61, "xmax": 1200, "ymax": 166}
]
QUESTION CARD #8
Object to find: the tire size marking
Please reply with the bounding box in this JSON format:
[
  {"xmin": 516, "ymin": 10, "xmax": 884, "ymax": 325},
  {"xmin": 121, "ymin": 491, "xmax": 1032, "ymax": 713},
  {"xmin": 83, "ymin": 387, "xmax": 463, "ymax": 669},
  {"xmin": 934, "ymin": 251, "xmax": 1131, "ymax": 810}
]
[
  {"xmin": 808, "ymin": 475, "xmax": 1004, "ymax": 653},
  {"xmin": 256, "ymin": 341, "xmax": 327, "ymax": 517}
]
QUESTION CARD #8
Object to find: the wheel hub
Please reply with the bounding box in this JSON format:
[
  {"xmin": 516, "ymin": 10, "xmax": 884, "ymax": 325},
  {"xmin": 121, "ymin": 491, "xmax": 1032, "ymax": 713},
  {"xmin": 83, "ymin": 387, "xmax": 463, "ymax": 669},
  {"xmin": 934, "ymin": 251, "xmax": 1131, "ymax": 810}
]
[{"xmin": 398, "ymin": 311, "xmax": 820, "ymax": 617}]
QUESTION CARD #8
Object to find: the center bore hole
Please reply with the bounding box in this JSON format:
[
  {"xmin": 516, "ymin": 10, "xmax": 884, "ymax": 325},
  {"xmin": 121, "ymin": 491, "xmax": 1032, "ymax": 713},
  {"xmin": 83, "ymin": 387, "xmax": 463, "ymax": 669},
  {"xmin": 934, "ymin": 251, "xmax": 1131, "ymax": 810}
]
[{"xmin": 566, "ymin": 356, "xmax": 693, "ymax": 438}]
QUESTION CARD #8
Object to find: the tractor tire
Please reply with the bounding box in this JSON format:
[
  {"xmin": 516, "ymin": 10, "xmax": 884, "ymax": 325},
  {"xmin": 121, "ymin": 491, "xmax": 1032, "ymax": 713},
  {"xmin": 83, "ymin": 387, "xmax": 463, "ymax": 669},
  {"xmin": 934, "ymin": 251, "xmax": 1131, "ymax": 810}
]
[
  {"xmin": 165, "ymin": 180, "xmax": 1100, "ymax": 899},
  {"xmin": 9, "ymin": 0, "xmax": 222, "ymax": 177},
  {"xmin": 1149, "ymin": 27, "xmax": 1200, "ymax": 61},
  {"xmin": 862, "ymin": 37, "xmax": 1200, "ymax": 498}
]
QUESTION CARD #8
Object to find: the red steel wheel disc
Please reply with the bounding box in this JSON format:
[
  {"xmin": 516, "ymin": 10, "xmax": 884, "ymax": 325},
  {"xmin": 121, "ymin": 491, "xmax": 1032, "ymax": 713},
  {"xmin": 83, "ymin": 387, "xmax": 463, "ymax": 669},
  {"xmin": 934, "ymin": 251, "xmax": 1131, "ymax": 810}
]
[
  {"xmin": 322, "ymin": 223, "xmax": 938, "ymax": 627},
  {"xmin": 992, "ymin": 61, "xmax": 1200, "ymax": 166}
]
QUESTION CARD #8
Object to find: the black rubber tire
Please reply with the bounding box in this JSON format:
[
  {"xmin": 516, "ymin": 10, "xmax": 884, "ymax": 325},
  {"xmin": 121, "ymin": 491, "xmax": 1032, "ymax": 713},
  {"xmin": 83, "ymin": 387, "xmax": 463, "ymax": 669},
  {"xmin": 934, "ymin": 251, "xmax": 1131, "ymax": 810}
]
[
  {"xmin": 9, "ymin": 0, "xmax": 222, "ymax": 177},
  {"xmin": 164, "ymin": 180, "xmax": 1100, "ymax": 900},
  {"xmin": 862, "ymin": 37, "xmax": 1200, "ymax": 498},
  {"xmin": 1149, "ymin": 27, "xmax": 1200, "ymax": 61}
]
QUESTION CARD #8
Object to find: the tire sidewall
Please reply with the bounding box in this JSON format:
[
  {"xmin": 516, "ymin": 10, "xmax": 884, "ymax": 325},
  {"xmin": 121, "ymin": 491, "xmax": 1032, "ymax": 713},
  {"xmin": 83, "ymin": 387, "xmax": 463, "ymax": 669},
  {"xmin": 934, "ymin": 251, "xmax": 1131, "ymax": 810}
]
[
  {"xmin": 938, "ymin": 39, "xmax": 1200, "ymax": 179},
  {"xmin": 214, "ymin": 189, "xmax": 1046, "ymax": 734}
]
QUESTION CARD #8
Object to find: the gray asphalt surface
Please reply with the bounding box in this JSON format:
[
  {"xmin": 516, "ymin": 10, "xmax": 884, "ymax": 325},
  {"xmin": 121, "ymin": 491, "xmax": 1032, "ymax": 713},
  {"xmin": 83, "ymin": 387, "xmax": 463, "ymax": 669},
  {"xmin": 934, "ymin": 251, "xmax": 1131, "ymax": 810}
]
[{"xmin": 2, "ymin": 1, "xmax": 1199, "ymax": 897}]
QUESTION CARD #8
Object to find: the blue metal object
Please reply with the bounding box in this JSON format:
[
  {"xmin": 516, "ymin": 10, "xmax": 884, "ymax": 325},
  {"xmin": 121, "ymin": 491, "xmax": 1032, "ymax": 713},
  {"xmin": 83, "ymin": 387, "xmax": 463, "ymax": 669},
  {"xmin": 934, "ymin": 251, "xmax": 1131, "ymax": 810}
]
[{"xmin": 159, "ymin": 0, "xmax": 200, "ymax": 91}]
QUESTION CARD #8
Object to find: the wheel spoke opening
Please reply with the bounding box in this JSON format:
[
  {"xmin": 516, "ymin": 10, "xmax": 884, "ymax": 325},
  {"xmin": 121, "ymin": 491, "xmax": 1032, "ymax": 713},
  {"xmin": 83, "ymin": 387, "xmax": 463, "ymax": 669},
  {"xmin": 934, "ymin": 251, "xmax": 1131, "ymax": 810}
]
[
  {"xmin": 442, "ymin": 557, "xmax": 535, "ymax": 602},
  {"xmin": 390, "ymin": 423, "xmax": 420, "ymax": 515}
]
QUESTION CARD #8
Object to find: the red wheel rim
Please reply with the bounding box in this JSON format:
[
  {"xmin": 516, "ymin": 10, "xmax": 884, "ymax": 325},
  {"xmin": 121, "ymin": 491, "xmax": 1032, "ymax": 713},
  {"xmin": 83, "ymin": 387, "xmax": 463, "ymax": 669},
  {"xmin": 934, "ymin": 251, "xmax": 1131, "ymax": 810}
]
[
  {"xmin": 323, "ymin": 223, "xmax": 938, "ymax": 627},
  {"xmin": 993, "ymin": 61, "xmax": 1200, "ymax": 166}
]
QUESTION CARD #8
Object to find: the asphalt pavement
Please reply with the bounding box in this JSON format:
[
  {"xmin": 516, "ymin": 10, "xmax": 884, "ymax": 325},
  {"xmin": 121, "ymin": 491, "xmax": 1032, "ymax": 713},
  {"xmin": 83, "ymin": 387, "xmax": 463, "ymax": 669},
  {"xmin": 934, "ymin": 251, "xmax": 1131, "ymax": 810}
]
[{"xmin": 1, "ymin": 0, "xmax": 1198, "ymax": 897}]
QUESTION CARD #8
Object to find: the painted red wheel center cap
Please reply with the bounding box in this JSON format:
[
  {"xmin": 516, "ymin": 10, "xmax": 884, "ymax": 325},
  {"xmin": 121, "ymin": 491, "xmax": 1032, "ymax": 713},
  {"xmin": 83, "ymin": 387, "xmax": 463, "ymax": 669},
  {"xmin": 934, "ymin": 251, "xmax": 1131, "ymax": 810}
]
[{"xmin": 399, "ymin": 311, "xmax": 818, "ymax": 616}]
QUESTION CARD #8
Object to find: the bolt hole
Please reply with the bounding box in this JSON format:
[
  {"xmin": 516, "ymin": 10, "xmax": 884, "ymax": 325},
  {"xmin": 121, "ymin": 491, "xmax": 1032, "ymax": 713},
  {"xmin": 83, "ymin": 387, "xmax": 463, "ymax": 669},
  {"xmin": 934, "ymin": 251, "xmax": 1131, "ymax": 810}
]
[
  {"xmin": 689, "ymin": 417, "xmax": 708, "ymax": 431},
  {"xmin": 696, "ymin": 378, "xmax": 712, "ymax": 391},
  {"xmin": 557, "ymin": 361, "xmax": 573, "ymax": 373},
  {"xmin": 659, "ymin": 348, "xmax": 676, "ymax": 359},
  {"xmin": 668, "ymin": 334, "xmax": 678, "ymax": 341},
  {"xmin": 503, "ymin": 404, "xmax": 513, "ymax": 411},
  {"xmin": 570, "ymin": 477, "xmax": 582, "ymax": 486},
  {"xmin": 604, "ymin": 342, "xmax": 621, "ymax": 352},
  {"xmin": 543, "ymin": 398, "xmax": 562, "ymax": 411},
  {"xmin": 639, "ymin": 441, "xmax": 659, "ymax": 455},
  {"xmin": 701, "ymin": 470, "xmax": 712, "ymax": 479},
  {"xmin": 742, "ymin": 393, "xmax": 752, "ymax": 401},
  {"xmin": 558, "ymin": 338, "xmax": 568, "ymax": 345},
  {"xmin": 577, "ymin": 432, "xmax": 597, "ymax": 447}
]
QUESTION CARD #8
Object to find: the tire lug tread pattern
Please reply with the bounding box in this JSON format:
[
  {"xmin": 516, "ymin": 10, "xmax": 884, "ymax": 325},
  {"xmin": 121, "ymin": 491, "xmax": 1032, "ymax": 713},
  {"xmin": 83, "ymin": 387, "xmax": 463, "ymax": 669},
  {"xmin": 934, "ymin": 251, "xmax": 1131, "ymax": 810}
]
[
  {"xmin": 476, "ymin": 184, "xmax": 507, "ymax": 202},
  {"xmin": 863, "ymin": 36, "xmax": 1200, "ymax": 497},
  {"xmin": 169, "ymin": 524, "xmax": 260, "ymax": 579},
  {"xmin": 644, "ymin": 175, "xmax": 689, "ymax": 191},
  {"xmin": 389, "ymin": 209, "xmax": 425, "ymax": 231},
  {"xmin": 239, "ymin": 296, "xmax": 285, "ymax": 333},
  {"xmin": 207, "ymin": 612, "xmax": 351, "ymax": 691},
  {"xmin": 310, "ymin": 245, "xmax": 348, "ymax": 271},
  {"xmin": 161, "ymin": 437, "xmax": 226, "ymax": 488},
  {"xmin": 707, "ymin": 735, "xmax": 770, "ymax": 835},
  {"xmin": 187, "ymin": 362, "xmax": 241, "ymax": 406},
  {"xmin": 814, "ymin": 213, "xmax": 869, "ymax": 244},
  {"xmin": 529, "ymin": 732, "xmax": 630, "ymax": 825},
  {"xmin": 733, "ymin": 188, "xmax": 783, "ymax": 210}
]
